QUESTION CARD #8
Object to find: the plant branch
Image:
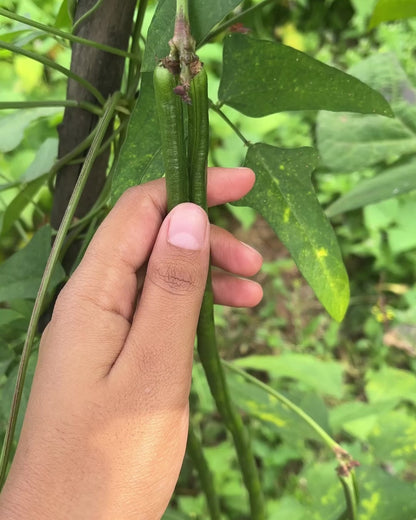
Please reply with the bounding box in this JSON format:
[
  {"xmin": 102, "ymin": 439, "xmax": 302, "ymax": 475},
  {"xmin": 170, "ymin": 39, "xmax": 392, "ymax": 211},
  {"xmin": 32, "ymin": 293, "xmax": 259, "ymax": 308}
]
[
  {"xmin": 209, "ymin": 100, "xmax": 251, "ymax": 146},
  {"xmin": 126, "ymin": 0, "xmax": 149, "ymax": 99},
  {"xmin": 187, "ymin": 423, "xmax": 221, "ymax": 520},
  {"xmin": 0, "ymin": 41, "xmax": 106, "ymax": 105},
  {"xmin": 0, "ymin": 8, "xmax": 136, "ymax": 59},
  {"xmin": 0, "ymin": 100, "xmax": 103, "ymax": 116},
  {"xmin": 72, "ymin": 0, "xmax": 104, "ymax": 33},
  {"xmin": 0, "ymin": 92, "xmax": 121, "ymax": 487}
]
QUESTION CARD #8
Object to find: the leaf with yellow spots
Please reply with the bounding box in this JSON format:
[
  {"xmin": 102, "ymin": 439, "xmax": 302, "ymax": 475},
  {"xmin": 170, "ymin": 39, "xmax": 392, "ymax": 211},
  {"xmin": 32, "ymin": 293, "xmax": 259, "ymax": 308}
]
[
  {"xmin": 218, "ymin": 33, "xmax": 393, "ymax": 118},
  {"xmin": 233, "ymin": 143, "xmax": 350, "ymax": 321}
]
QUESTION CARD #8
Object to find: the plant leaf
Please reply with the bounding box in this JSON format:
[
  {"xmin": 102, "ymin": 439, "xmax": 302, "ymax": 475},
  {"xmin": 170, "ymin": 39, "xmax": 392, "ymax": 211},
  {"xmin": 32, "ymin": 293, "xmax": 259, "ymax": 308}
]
[
  {"xmin": 326, "ymin": 158, "xmax": 416, "ymax": 216},
  {"xmin": 0, "ymin": 175, "xmax": 47, "ymax": 236},
  {"xmin": 226, "ymin": 369, "xmax": 331, "ymax": 447},
  {"xmin": 0, "ymin": 225, "xmax": 65, "ymax": 303},
  {"xmin": 317, "ymin": 53, "xmax": 416, "ymax": 171},
  {"xmin": 111, "ymin": 73, "xmax": 163, "ymax": 203},
  {"xmin": 21, "ymin": 137, "xmax": 58, "ymax": 182},
  {"xmin": 234, "ymin": 143, "xmax": 349, "ymax": 321},
  {"xmin": 365, "ymin": 366, "xmax": 416, "ymax": 406},
  {"xmin": 235, "ymin": 353, "xmax": 344, "ymax": 398},
  {"xmin": 356, "ymin": 466, "xmax": 416, "ymax": 520},
  {"xmin": 369, "ymin": 0, "xmax": 416, "ymax": 28},
  {"xmin": 142, "ymin": 0, "xmax": 242, "ymax": 71},
  {"xmin": 218, "ymin": 33, "xmax": 393, "ymax": 117},
  {"xmin": 0, "ymin": 108, "xmax": 61, "ymax": 153}
]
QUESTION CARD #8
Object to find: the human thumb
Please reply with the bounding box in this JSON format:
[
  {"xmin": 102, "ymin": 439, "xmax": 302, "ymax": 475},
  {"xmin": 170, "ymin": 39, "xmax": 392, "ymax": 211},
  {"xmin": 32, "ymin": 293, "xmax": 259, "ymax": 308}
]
[{"xmin": 114, "ymin": 202, "xmax": 210, "ymax": 406}]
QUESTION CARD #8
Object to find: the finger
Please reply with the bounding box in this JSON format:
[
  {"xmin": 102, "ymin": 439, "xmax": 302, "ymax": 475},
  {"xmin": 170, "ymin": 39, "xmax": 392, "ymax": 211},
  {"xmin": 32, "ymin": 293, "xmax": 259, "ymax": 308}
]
[
  {"xmin": 212, "ymin": 271, "xmax": 263, "ymax": 307},
  {"xmin": 111, "ymin": 203, "xmax": 210, "ymax": 408},
  {"xmin": 210, "ymin": 225, "xmax": 263, "ymax": 277},
  {"xmin": 206, "ymin": 167, "xmax": 255, "ymax": 206}
]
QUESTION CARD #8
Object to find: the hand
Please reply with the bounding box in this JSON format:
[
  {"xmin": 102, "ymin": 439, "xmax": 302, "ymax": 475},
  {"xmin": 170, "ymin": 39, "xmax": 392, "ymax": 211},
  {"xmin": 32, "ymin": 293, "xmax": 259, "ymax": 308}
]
[{"xmin": 0, "ymin": 167, "xmax": 262, "ymax": 520}]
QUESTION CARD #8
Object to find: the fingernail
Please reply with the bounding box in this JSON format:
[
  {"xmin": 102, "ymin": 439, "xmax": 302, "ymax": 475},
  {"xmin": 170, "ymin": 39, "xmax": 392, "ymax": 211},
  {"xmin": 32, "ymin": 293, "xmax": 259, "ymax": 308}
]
[
  {"xmin": 168, "ymin": 203, "xmax": 207, "ymax": 250},
  {"xmin": 240, "ymin": 240, "xmax": 260, "ymax": 255}
]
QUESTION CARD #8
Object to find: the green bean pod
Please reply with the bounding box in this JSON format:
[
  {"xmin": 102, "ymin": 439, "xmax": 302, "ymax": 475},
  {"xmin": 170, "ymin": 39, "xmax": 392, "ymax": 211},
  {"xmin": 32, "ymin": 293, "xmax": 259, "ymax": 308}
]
[
  {"xmin": 188, "ymin": 65, "xmax": 265, "ymax": 519},
  {"xmin": 188, "ymin": 66, "xmax": 209, "ymax": 210},
  {"xmin": 153, "ymin": 64, "xmax": 188, "ymax": 210}
]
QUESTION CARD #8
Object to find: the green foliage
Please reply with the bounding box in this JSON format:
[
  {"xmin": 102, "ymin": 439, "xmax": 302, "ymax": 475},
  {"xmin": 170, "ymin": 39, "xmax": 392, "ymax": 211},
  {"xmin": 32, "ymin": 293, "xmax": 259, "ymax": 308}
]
[
  {"xmin": 218, "ymin": 33, "xmax": 393, "ymax": 117},
  {"xmin": 235, "ymin": 144, "xmax": 349, "ymax": 321},
  {"xmin": 111, "ymin": 73, "xmax": 163, "ymax": 202},
  {"xmin": 0, "ymin": 225, "xmax": 64, "ymax": 303},
  {"xmin": 369, "ymin": 0, "xmax": 416, "ymax": 28},
  {"xmin": 2, "ymin": 1, "xmax": 416, "ymax": 519},
  {"xmin": 318, "ymin": 53, "xmax": 416, "ymax": 214}
]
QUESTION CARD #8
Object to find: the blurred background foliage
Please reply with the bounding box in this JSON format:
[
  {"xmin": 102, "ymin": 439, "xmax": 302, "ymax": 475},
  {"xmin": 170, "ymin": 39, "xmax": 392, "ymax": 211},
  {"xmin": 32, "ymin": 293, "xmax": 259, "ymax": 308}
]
[{"xmin": 1, "ymin": 0, "xmax": 416, "ymax": 518}]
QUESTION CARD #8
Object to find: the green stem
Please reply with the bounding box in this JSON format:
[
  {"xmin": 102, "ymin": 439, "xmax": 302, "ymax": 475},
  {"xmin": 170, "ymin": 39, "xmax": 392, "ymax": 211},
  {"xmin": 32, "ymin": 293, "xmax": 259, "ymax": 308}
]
[
  {"xmin": 0, "ymin": 100, "xmax": 103, "ymax": 116},
  {"xmin": 223, "ymin": 361, "xmax": 360, "ymax": 520},
  {"xmin": 0, "ymin": 41, "xmax": 106, "ymax": 106},
  {"xmin": 72, "ymin": 0, "xmax": 104, "ymax": 33},
  {"xmin": 223, "ymin": 360, "xmax": 337, "ymax": 450},
  {"xmin": 209, "ymin": 100, "xmax": 250, "ymax": 146},
  {"xmin": 47, "ymin": 127, "xmax": 97, "ymax": 192},
  {"xmin": 0, "ymin": 8, "xmax": 135, "ymax": 59},
  {"xmin": 198, "ymin": 0, "xmax": 277, "ymax": 47},
  {"xmin": 126, "ymin": 0, "xmax": 149, "ymax": 98},
  {"xmin": 176, "ymin": 0, "xmax": 189, "ymax": 20},
  {"xmin": 0, "ymin": 92, "xmax": 121, "ymax": 487},
  {"xmin": 187, "ymin": 423, "xmax": 221, "ymax": 520}
]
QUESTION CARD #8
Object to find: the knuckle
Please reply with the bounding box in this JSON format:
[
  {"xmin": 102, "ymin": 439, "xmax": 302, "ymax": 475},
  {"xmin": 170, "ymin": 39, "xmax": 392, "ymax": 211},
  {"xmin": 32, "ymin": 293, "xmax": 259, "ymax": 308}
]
[{"xmin": 147, "ymin": 256, "xmax": 201, "ymax": 296}]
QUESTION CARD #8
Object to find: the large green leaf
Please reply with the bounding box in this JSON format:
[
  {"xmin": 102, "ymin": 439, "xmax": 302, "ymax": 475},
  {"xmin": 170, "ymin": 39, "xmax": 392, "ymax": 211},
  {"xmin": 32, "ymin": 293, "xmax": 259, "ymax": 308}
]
[
  {"xmin": 234, "ymin": 143, "xmax": 349, "ymax": 321},
  {"xmin": 226, "ymin": 369, "xmax": 330, "ymax": 447},
  {"xmin": 369, "ymin": 0, "xmax": 416, "ymax": 28},
  {"xmin": 111, "ymin": 73, "xmax": 163, "ymax": 203},
  {"xmin": 326, "ymin": 158, "xmax": 416, "ymax": 216},
  {"xmin": 368, "ymin": 409, "xmax": 416, "ymax": 465},
  {"xmin": 0, "ymin": 107, "xmax": 61, "ymax": 153},
  {"xmin": 365, "ymin": 366, "xmax": 416, "ymax": 406},
  {"xmin": 218, "ymin": 33, "xmax": 393, "ymax": 117},
  {"xmin": 142, "ymin": 0, "xmax": 242, "ymax": 71},
  {"xmin": 330, "ymin": 400, "xmax": 396, "ymax": 441},
  {"xmin": 356, "ymin": 466, "xmax": 416, "ymax": 520},
  {"xmin": 235, "ymin": 353, "xmax": 344, "ymax": 398},
  {"xmin": 300, "ymin": 462, "xmax": 416, "ymax": 520},
  {"xmin": 0, "ymin": 225, "xmax": 65, "ymax": 303},
  {"xmin": 317, "ymin": 54, "xmax": 416, "ymax": 172}
]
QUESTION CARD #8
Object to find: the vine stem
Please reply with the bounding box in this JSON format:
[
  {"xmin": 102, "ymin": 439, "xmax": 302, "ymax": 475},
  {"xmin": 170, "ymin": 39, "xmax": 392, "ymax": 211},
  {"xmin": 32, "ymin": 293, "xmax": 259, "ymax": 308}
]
[
  {"xmin": 0, "ymin": 92, "xmax": 121, "ymax": 488},
  {"xmin": 187, "ymin": 423, "xmax": 221, "ymax": 520},
  {"xmin": 72, "ymin": 0, "xmax": 104, "ymax": 33},
  {"xmin": 0, "ymin": 8, "xmax": 136, "ymax": 59},
  {"xmin": 0, "ymin": 41, "xmax": 105, "ymax": 106},
  {"xmin": 126, "ymin": 0, "xmax": 149, "ymax": 99},
  {"xmin": 223, "ymin": 361, "xmax": 359, "ymax": 520},
  {"xmin": 209, "ymin": 100, "xmax": 251, "ymax": 146},
  {"xmin": 0, "ymin": 100, "xmax": 103, "ymax": 116}
]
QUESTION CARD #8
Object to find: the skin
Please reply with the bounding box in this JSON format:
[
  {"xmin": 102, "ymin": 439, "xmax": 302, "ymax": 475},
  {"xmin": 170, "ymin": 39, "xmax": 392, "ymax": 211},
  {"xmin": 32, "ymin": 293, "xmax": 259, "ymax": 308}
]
[{"xmin": 0, "ymin": 167, "xmax": 262, "ymax": 520}]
